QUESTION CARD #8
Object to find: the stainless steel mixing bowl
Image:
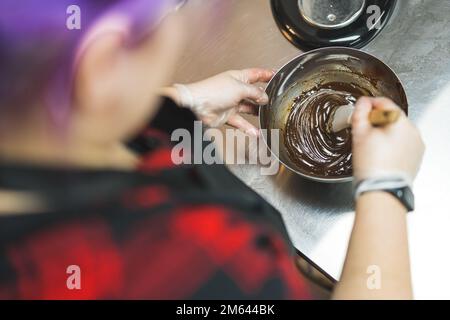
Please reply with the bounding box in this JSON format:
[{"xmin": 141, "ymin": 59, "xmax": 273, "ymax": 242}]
[{"xmin": 259, "ymin": 47, "xmax": 408, "ymax": 183}]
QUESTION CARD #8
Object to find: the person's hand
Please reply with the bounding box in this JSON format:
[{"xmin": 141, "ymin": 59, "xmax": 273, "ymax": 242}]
[
  {"xmin": 170, "ymin": 69, "xmax": 274, "ymax": 136},
  {"xmin": 352, "ymin": 97, "xmax": 425, "ymax": 183}
]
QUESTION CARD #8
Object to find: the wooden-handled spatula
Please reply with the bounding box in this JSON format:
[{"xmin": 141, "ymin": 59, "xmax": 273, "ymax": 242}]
[{"xmin": 330, "ymin": 104, "xmax": 401, "ymax": 133}]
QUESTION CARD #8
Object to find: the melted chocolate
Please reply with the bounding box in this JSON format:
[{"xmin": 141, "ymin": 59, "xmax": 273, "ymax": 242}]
[{"xmin": 284, "ymin": 82, "xmax": 373, "ymax": 178}]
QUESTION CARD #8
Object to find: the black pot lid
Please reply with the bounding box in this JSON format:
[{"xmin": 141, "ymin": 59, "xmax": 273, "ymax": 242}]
[{"xmin": 271, "ymin": 0, "xmax": 397, "ymax": 51}]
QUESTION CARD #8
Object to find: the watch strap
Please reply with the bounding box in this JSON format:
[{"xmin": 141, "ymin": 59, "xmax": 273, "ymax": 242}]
[{"xmin": 354, "ymin": 177, "xmax": 415, "ymax": 212}]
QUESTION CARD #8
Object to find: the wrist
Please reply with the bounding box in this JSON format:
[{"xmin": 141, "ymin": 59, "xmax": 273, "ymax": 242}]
[
  {"xmin": 158, "ymin": 86, "xmax": 182, "ymax": 106},
  {"xmin": 357, "ymin": 191, "xmax": 408, "ymax": 214},
  {"xmin": 354, "ymin": 176, "xmax": 414, "ymax": 212},
  {"xmin": 173, "ymin": 84, "xmax": 195, "ymax": 109}
]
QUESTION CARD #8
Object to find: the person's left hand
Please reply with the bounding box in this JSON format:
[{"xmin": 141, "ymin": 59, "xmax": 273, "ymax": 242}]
[{"xmin": 169, "ymin": 68, "xmax": 274, "ymax": 137}]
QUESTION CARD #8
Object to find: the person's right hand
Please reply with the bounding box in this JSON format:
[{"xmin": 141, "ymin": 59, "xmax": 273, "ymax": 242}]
[{"xmin": 352, "ymin": 97, "xmax": 425, "ymax": 183}]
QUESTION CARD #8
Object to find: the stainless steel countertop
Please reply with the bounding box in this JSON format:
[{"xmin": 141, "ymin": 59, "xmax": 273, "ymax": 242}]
[{"xmin": 174, "ymin": 0, "xmax": 450, "ymax": 299}]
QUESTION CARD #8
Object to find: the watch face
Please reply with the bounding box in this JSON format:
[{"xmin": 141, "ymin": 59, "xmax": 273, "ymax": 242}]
[
  {"xmin": 271, "ymin": 0, "xmax": 397, "ymax": 51},
  {"xmin": 402, "ymin": 187, "xmax": 415, "ymax": 212},
  {"xmin": 393, "ymin": 187, "xmax": 415, "ymax": 212}
]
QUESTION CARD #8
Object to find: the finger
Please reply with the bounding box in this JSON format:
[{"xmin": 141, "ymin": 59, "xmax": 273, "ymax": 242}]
[
  {"xmin": 240, "ymin": 83, "xmax": 269, "ymax": 105},
  {"xmin": 367, "ymin": 97, "xmax": 407, "ymax": 125},
  {"xmin": 352, "ymin": 96, "xmax": 373, "ymax": 133},
  {"xmin": 227, "ymin": 114, "xmax": 260, "ymax": 137},
  {"xmin": 238, "ymin": 100, "xmax": 259, "ymax": 115},
  {"xmin": 241, "ymin": 68, "xmax": 275, "ymax": 84},
  {"xmin": 369, "ymin": 97, "xmax": 403, "ymax": 112},
  {"xmin": 209, "ymin": 108, "xmax": 235, "ymax": 127}
]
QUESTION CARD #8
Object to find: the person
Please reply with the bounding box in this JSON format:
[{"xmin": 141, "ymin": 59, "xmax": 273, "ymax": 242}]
[{"xmin": 0, "ymin": 0, "xmax": 424, "ymax": 299}]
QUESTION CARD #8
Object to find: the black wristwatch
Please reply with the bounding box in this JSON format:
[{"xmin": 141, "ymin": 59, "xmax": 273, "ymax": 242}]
[
  {"xmin": 380, "ymin": 186, "xmax": 415, "ymax": 212},
  {"xmin": 355, "ymin": 178, "xmax": 415, "ymax": 212}
]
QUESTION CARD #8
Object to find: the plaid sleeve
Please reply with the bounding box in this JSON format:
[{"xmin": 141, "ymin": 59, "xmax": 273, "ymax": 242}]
[
  {"xmin": 0, "ymin": 98, "xmax": 312, "ymax": 300},
  {"xmin": 1, "ymin": 204, "xmax": 311, "ymax": 300}
]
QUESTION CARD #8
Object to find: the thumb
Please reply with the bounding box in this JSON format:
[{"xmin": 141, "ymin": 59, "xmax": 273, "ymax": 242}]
[{"xmin": 352, "ymin": 97, "xmax": 373, "ymax": 133}]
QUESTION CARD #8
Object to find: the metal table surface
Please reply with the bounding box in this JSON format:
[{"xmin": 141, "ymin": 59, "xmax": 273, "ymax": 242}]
[{"xmin": 174, "ymin": 0, "xmax": 450, "ymax": 299}]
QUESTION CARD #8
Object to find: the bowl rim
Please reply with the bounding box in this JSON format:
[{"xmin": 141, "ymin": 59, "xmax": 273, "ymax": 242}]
[{"xmin": 258, "ymin": 46, "xmax": 409, "ymax": 184}]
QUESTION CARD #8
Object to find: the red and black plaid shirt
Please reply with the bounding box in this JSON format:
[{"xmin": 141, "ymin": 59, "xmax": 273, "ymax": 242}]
[{"xmin": 0, "ymin": 99, "xmax": 311, "ymax": 300}]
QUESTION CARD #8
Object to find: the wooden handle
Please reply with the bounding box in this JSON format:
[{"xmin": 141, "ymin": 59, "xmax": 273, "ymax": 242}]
[
  {"xmin": 330, "ymin": 107, "xmax": 401, "ymax": 133},
  {"xmin": 369, "ymin": 109, "xmax": 401, "ymax": 126}
]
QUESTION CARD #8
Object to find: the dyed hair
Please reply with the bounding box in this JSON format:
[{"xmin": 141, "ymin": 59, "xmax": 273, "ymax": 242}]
[{"xmin": 0, "ymin": 0, "xmax": 176, "ymax": 127}]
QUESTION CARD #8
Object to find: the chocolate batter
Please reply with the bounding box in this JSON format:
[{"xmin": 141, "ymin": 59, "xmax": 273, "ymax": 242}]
[{"xmin": 284, "ymin": 82, "xmax": 373, "ymax": 178}]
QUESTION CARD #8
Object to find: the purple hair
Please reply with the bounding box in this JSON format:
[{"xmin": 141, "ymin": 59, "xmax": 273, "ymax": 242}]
[{"xmin": 0, "ymin": 0, "xmax": 177, "ymax": 128}]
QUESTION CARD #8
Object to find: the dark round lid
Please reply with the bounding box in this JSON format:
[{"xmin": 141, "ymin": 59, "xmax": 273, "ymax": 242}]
[{"xmin": 271, "ymin": 0, "xmax": 397, "ymax": 51}]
